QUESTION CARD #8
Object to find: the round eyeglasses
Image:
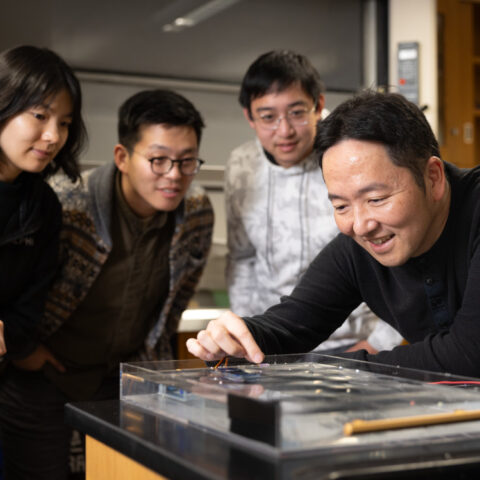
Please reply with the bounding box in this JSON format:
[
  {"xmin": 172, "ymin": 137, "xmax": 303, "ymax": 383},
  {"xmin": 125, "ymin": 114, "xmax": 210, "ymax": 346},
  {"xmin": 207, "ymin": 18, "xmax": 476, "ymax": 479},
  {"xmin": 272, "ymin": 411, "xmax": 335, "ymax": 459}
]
[
  {"xmin": 253, "ymin": 106, "xmax": 316, "ymax": 130},
  {"xmin": 134, "ymin": 151, "xmax": 204, "ymax": 176}
]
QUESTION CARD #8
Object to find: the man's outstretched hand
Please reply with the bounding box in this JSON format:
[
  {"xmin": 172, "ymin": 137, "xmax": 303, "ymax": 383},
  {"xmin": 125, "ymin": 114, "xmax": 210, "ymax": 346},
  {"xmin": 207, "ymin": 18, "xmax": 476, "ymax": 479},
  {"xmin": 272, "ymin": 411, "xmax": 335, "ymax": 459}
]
[{"xmin": 186, "ymin": 310, "xmax": 264, "ymax": 364}]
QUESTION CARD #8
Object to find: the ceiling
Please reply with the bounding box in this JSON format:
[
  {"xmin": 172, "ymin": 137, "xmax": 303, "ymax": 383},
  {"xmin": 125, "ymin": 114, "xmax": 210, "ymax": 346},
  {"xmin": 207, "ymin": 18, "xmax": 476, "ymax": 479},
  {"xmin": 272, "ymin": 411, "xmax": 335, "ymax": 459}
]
[{"xmin": 1, "ymin": 0, "xmax": 364, "ymax": 91}]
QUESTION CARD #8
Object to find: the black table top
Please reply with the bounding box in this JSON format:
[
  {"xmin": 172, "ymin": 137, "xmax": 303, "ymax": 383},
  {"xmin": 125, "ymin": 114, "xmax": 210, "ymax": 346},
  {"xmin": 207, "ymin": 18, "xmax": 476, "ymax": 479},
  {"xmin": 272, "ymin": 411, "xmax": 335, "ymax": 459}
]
[{"xmin": 66, "ymin": 399, "xmax": 480, "ymax": 480}]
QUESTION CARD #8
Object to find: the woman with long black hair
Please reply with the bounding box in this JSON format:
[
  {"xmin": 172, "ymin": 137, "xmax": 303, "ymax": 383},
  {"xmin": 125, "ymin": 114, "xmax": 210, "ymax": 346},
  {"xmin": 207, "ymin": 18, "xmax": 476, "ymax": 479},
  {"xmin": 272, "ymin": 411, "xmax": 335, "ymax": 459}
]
[{"xmin": 0, "ymin": 44, "xmax": 86, "ymax": 479}]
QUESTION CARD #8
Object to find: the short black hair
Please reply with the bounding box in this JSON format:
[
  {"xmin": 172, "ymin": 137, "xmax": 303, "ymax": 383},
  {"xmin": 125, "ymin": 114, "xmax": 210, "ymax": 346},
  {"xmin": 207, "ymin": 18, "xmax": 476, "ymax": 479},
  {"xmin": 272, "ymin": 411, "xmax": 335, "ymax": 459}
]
[
  {"xmin": 315, "ymin": 90, "xmax": 441, "ymax": 189},
  {"xmin": 118, "ymin": 89, "xmax": 205, "ymax": 152},
  {"xmin": 239, "ymin": 50, "xmax": 325, "ymax": 116},
  {"xmin": 0, "ymin": 45, "xmax": 86, "ymax": 181}
]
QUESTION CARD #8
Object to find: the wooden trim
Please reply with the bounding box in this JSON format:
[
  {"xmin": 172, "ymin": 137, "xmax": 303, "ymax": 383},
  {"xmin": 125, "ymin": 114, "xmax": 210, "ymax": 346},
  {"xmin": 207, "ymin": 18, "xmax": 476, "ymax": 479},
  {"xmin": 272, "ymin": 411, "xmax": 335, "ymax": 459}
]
[{"xmin": 86, "ymin": 436, "xmax": 167, "ymax": 480}]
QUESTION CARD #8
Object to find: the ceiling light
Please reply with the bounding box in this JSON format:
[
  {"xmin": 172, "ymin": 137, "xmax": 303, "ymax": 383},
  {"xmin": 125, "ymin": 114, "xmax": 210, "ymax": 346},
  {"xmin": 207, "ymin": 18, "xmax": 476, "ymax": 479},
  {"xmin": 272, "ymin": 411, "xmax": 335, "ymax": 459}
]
[{"xmin": 163, "ymin": 0, "xmax": 240, "ymax": 33}]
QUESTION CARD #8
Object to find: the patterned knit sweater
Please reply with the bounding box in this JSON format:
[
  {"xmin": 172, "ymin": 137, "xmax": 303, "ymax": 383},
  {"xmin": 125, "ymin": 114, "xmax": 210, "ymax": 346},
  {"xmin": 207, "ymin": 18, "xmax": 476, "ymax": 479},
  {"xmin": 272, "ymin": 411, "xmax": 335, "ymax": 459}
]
[{"xmin": 40, "ymin": 163, "xmax": 213, "ymax": 360}]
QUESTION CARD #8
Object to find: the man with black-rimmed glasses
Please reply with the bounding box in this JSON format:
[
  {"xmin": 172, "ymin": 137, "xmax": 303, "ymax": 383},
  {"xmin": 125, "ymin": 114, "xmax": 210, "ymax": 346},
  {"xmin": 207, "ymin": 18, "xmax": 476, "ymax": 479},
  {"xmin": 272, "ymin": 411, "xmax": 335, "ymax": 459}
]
[{"xmin": 0, "ymin": 89, "xmax": 213, "ymax": 478}]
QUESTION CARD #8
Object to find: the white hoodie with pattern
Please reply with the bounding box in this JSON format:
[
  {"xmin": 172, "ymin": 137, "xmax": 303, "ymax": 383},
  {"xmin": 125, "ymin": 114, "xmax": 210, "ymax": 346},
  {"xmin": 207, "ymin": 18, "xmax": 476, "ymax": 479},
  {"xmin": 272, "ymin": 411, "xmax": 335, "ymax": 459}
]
[{"xmin": 225, "ymin": 138, "xmax": 403, "ymax": 352}]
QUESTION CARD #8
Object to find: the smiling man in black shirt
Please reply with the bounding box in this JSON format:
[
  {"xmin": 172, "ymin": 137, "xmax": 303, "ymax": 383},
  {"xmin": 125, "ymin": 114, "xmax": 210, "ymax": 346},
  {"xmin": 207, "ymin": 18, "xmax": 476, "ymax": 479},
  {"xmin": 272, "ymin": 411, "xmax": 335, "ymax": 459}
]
[{"xmin": 187, "ymin": 90, "xmax": 480, "ymax": 378}]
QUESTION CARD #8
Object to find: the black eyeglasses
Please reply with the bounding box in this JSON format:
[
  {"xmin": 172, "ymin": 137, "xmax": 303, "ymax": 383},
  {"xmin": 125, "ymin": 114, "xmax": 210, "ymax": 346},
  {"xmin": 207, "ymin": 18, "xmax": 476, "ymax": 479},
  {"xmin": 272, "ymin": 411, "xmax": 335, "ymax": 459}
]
[{"xmin": 134, "ymin": 151, "xmax": 204, "ymax": 176}]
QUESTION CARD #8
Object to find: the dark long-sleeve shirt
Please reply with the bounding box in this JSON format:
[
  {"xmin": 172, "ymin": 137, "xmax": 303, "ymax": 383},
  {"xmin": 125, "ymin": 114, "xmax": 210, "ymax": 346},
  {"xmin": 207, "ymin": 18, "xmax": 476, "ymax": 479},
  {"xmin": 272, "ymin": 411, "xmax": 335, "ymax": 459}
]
[
  {"xmin": 244, "ymin": 162, "xmax": 480, "ymax": 377},
  {"xmin": 0, "ymin": 173, "xmax": 61, "ymax": 358}
]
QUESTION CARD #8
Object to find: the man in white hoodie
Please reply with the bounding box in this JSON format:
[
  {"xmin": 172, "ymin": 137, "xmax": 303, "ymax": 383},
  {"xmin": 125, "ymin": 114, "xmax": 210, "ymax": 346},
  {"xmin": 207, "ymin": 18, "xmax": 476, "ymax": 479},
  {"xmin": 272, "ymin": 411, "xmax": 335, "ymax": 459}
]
[{"xmin": 225, "ymin": 50, "xmax": 402, "ymax": 353}]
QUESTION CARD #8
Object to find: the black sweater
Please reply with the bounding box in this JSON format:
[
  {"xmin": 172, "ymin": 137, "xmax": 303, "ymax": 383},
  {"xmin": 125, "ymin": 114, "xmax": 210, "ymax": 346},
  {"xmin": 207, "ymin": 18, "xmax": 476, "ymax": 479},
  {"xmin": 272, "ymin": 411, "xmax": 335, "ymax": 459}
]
[
  {"xmin": 244, "ymin": 162, "xmax": 480, "ymax": 378},
  {"xmin": 0, "ymin": 173, "xmax": 61, "ymax": 358}
]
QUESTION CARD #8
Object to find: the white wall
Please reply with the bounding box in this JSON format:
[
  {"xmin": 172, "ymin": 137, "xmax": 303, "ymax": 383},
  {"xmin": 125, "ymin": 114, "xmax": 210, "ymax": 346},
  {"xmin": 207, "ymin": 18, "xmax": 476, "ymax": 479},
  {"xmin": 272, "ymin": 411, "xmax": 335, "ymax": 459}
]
[{"xmin": 389, "ymin": 0, "xmax": 438, "ymax": 135}]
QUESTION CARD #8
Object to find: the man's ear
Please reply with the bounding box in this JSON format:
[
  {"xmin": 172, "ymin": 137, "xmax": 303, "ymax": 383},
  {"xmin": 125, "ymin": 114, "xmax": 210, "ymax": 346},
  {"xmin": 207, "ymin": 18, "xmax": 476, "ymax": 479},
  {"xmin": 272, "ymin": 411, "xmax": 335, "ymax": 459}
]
[
  {"xmin": 314, "ymin": 94, "xmax": 325, "ymax": 122},
  {"xmin": 114, "ymin": 144, "xmax": 130, "ymax": 173},
  {"xmin": 425, "ymin": 156, "xmax": 447, "ymax": 201},
  {"xmin": 316, "ymin": 94, "xmax": 325, "ymax": 113},
  {"xmin": 243, "ymin": 108, "xmax": 256, "ymax": 129}
]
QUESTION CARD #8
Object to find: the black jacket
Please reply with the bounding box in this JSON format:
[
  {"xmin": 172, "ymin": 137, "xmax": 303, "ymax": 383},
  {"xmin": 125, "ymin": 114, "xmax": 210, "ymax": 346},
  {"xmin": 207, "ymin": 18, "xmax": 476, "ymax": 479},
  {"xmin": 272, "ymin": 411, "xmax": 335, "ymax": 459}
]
[
  {"xmin": 0, "ymin": 173, "xmax": 61, "ymax": 358},
  {"xmin": 244, "ymin": 163, "xmax": 480, "ymax": 378}
]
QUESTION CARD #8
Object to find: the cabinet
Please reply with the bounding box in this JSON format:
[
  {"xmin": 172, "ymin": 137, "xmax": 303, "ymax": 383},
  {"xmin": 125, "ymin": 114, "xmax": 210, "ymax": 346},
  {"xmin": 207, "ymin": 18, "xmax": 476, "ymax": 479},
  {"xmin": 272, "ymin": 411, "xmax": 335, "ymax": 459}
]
[
  {"xmin": 85, "ymin": 436, "xmax": 166, "ymax": 480},
  {"xmin": 437, "ymin": 0, "xmax": 480, "ymax": 167}
]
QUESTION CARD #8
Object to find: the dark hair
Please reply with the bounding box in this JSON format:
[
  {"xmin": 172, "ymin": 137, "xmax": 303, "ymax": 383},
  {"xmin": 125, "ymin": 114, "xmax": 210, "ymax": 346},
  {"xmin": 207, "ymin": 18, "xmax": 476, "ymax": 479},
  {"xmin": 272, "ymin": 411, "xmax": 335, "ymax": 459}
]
[
  {"xmin": 238, "ymin": 50, "xmax": 325, "ymax": 115},
  {"xmin": 315, "ymin": 90, "xmax": 441, "ymax": 189},
  {"xmin": 0, "ymin": 45, "xmax": 86, "ymax": 181},
  {"xmin": 118, "ymin": 89, "xmax": 205, "ymax": 152}
]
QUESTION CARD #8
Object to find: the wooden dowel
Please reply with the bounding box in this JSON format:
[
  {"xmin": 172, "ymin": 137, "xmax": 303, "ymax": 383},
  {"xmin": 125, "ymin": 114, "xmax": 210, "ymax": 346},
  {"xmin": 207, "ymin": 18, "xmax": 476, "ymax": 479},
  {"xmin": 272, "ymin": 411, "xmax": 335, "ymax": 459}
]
[{"xmin": 344, "ymin": 409, "xmax": 480, "ymax": 436}]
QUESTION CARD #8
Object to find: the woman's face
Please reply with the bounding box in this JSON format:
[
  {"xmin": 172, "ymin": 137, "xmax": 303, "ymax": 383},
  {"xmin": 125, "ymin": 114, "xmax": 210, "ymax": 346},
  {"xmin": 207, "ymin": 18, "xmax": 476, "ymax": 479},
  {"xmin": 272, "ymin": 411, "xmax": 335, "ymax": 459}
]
[{"xmin": 0, "ymin": 88, "xmax": 73, "ymax": 182}]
